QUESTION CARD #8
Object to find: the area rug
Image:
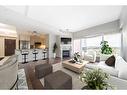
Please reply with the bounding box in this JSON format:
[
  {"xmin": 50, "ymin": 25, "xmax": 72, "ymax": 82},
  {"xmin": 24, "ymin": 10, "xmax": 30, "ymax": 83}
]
[
  {"xmin": 18, "ymin": 69, "xmax": 28, "ymax": 90},
  {"xmin": 40, "ymin": 63, "xmax": 127, "ymax": 90},
  {"xmin": 40, "ymin": 63, "xmax": 85, "ymax": 89}
]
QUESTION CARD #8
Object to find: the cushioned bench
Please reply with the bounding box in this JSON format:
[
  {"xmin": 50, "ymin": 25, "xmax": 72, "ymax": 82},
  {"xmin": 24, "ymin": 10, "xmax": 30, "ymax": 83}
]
[
  {"xmin": 44, "ymin": 70, "xmax": 72, "ymax": 89},
  {"xmin": 35, "ymin": 63, "xmax": 52, "ymax": 79}
]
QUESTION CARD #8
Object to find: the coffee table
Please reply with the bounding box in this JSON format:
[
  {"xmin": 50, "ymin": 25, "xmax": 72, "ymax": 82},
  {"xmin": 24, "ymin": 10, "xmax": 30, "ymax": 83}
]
[{"xmin": 62, "ymin": 60, "xmax": 89, "ymax": 73}]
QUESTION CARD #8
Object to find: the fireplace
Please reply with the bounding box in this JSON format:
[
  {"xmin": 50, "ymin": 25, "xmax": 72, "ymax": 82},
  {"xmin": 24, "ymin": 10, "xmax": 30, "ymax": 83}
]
[{"xmin": 62, "ymin": 50, "xmax": 70, "ymax": 58}]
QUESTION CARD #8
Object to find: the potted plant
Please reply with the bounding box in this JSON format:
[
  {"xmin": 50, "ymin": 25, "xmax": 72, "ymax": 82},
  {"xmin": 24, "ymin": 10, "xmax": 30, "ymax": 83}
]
[
  {"xmin": 53, "ymin": 43, "xmax": 57, "ymax": 58},
  {"xmin": 79, "ymin": 69, "xmax": 113, "ymax": 90},
  {"xmin": 100, "ymin": 41, "xmax": 113, "ymax": 60},
  {"xmin": 100, "ymin": 41, "xmax": 112, "ymax": 55}
]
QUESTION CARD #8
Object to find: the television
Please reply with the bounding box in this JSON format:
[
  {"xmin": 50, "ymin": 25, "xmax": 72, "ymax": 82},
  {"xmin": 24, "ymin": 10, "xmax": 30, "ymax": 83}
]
[{"xmin": 61, "ymin": 38, "xmax": 71, "ymax": 44}]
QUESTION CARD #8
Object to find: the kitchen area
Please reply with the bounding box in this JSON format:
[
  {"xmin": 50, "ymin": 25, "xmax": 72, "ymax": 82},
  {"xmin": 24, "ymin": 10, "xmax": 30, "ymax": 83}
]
[
  {"xmin": 0, "ymin": 22, "xmax": 73, "ymax": 64},
  {"xmin": 15, "ymin": 31, "xmax": 49, "ymax": 63}
]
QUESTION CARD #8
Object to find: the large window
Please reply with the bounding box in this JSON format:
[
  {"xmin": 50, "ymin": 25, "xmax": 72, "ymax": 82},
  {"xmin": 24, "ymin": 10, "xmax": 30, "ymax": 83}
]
[
  {"xmin": 73, "ymin": 33, "xmax": 121, "ymax": 55},
  {"xmin": 86, "ymin": 36, "xmax": 102, "ymax": 48},
  {"xmin": 104, "ymin": 33, "xmax": 121, "ymax": 48}
]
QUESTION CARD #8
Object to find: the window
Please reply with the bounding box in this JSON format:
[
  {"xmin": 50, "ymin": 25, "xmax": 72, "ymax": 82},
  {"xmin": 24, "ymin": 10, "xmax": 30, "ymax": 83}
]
[
  {"xmin": 81, "ymin": 39, "xmax": 87, "ymax": 50},
  {"xmin": 73, "ymin": 39, "xmax": 81, "ymax": 53},
  {"xmin": 86, "ymin": 36, "xmax": 102, "ymax": 48},
  {"xmin": 73, "ymin": 33, "xmax": 121, "ymax": 55},
  {"xmin": 104, "ymin": 33, "xmax": 121, "ymax": 48}
]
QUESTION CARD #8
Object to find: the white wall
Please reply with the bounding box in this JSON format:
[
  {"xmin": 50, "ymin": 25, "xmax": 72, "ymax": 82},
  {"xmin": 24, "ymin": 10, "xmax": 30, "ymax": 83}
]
[
  {"xmin": 73, "ymin": 20, "xmax": 120, "ymax": 39},
  {"xmin": 0, "ymin": 23, "xmax": 18, "ymax": 56},
  {"xmin": 48, "ymin": 33, "xmax": 56, "ymax": 58},
  {"xmin": 56, "ymin": 35, "xmax": 61, "ymax": 57},
  {"xmin": 0, "ymin": 37, "xmax": 4, "ymax": 57},
  {"xmin": 120, "ymin": 6, "xmax": 127, "ymax": 61},
  {"xmin": 0, "ymin": 23, "xmax": 17, "ymax": 37}
]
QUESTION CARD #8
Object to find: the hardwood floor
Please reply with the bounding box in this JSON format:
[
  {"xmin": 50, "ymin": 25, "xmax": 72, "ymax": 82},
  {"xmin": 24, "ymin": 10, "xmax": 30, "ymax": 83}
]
[{"xmin": 18, "ymin": 58, "xmax": 62, "ymax": 89}]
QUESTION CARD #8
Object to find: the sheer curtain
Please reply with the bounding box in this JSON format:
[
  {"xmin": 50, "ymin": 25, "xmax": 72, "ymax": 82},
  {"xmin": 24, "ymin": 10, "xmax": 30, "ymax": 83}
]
[
  {"xmin": 104, "ymin": 33, "xmax": 121, "ymax": 48},
  {"xmin": 73, "ymin": 39, "xmax": 81, "ymax": 53},
  {"xmin": 86, "ymin": 36, "xmax": 102, "ymax": 48}
]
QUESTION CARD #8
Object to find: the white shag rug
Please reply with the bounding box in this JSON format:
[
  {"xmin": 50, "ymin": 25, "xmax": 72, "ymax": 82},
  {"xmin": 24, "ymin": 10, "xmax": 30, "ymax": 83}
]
[{"xmin": 40, "ymin": 63, "xmax": 85, "ymax": 89}]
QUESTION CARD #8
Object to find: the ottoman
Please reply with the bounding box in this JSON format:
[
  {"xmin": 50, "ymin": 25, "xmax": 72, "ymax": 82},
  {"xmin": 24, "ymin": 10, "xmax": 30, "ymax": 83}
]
[
  {"xmin": 44, "ymin": 70, "xmax": 72, "ymax": 89},
  {"xmin": 35, "ymin": 63, "xmax": 52, "ymax": 79}
]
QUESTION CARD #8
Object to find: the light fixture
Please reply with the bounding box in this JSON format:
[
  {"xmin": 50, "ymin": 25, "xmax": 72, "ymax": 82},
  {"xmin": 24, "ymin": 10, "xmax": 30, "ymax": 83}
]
[
  {"xmin": 32, "ymin": 31, "xmax": 40, "ymax": 36},
  {"xmin": 59, "ymin": 29, "xmax": 70, "ymax": 33},
  {"xmin": 40, "ymin": 45, "xmax": 46, "ymax": 49}
]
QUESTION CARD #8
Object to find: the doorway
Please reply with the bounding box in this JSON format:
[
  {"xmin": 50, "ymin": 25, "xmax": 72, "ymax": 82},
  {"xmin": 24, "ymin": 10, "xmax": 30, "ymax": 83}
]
[{"xmin": 5, "ymin": 39, "xmax": 16, "ymax": 56}]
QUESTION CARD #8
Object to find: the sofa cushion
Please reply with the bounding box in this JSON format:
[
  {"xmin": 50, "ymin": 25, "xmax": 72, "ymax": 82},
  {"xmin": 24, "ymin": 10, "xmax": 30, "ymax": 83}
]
[
  {"xmin": 106, "ymin": 75, "xmax": 127, "ymax": 89},
  {"xmin": 0, "ymin": 55, "xmax": 18, "ymax": 70},
  {"xmin": 85, "ymin": 61, "xmax": 118, "ymax": 77},
  {"xmin": 105, "ymin": 55, "xmax": 115, "ymax": 67},
  {"xmin": 115, "ymin": 56, "xmax": 127, "ymax": 80},
  {"xmin": 100, "ymin": 54, "xmax": 112, "ymax": 61},
  {"xmin": 84, "ymin": 50, "xmax": 96, "ymax": 63},
  {"xmin": 0, "ymin": 55, "xmax": 18, "ymax": 89}
]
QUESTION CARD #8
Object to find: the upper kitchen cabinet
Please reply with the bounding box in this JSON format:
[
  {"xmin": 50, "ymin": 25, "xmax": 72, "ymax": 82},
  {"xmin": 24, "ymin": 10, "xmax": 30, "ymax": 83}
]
[
  {"xmin": 19, "ymin": 34, "xmax": 30, "ymax": 41},
  {"xmin": 18, "ymin": 32, "xmax": 31, "ymax": 49}
]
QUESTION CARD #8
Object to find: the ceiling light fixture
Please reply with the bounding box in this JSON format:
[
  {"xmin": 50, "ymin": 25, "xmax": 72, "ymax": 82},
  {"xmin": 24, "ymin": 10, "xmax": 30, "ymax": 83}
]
[{"xmin": 59, "ymin": 29, "xmax": 70, "ymax": 33}]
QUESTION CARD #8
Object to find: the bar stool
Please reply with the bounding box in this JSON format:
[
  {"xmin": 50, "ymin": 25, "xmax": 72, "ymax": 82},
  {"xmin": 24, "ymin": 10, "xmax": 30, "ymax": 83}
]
[
  {"xmin": 42, "ymin": 48, "xmax": 48, "ymax": 60},
  {"xmin": 33, "ymin": 49, "xmax": 38, "ymax": 61},
  {"xmin": 43, "ymin": 50, "xmax": 47, "ymax": 60},
  {"xmin": 21, "ymin": 50, "xmax": 29, "ymax": 64}
]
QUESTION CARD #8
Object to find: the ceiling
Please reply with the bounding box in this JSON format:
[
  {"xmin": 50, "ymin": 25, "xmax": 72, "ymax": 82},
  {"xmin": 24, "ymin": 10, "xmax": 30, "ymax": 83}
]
[{"xmin": 0, "ymin": 6, "xmax": 123, "ymax": 34}]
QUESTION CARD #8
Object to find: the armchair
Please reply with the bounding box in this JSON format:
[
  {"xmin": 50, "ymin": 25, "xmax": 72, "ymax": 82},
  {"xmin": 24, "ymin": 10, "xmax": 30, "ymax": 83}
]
[{"xmin": 84, "ymin": 50, "xmax": 96, "ymax": 63}]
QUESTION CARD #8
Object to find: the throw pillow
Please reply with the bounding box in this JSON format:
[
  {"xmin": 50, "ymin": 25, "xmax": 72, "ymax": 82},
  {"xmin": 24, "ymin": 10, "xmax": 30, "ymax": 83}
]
[
  {"xmin": 115, "ymin": 56, "xmax": 127, "ymax": 80},
  {"xmin": 105, "ymin": 55, "xmax": 115, "ymax": 67}
]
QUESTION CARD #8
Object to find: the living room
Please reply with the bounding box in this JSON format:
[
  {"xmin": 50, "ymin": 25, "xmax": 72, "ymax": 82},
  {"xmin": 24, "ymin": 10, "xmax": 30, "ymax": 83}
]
[{"xmin": 0, "ymin": 2, "xmax": 127, "ymax": 94}]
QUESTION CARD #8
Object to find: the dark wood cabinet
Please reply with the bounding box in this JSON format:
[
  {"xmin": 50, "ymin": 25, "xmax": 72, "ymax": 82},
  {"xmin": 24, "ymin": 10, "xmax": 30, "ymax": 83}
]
[{"xmin": 5, "ymin": 39, "xmax": 16, "ymax": 56}]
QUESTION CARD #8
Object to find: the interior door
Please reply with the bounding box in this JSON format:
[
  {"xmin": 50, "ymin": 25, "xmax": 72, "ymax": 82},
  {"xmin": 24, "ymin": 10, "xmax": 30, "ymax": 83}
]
[{"xmin": 5, "ymin": 39, "xmax": 16, "ymax": 56}]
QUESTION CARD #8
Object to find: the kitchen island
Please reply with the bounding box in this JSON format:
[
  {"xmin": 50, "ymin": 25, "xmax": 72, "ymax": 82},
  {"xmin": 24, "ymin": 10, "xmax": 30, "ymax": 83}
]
[{"xmin": 15, "ymin": 49, "xmax": 48, "ymax": 63}]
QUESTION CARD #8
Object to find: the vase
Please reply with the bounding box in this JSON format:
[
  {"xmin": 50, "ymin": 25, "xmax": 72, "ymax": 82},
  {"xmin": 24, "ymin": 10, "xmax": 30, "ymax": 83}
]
[{"xmin": 53, "ymin": 53, "xmax": 56, "ymax": 58}]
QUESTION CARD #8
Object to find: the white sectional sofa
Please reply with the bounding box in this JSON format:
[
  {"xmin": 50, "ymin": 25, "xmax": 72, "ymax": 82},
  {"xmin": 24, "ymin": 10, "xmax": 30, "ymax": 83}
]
[
  {"xmin": 85, "ymin": 55, "xmax": 127, "ymax": 89},
  {"xmin": 85, "ymin": 61, "xmax": 119, "ymax": 77},
  {"xmin": 0, "ymin": 55, "xmax": 18, "ymax": 89},
  {"xmin": 107, "ymin": 75, "xmax": 127, "ymax": 90}
]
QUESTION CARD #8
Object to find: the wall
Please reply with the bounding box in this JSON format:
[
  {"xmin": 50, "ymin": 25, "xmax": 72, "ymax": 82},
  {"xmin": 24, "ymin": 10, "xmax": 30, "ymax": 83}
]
[
  {"xmin": 0, "ymin": 23, "xmax": 17, "ymax": 37},
  {"xmin": 45, "ymin": 34, "xmax": 49, "ymax": 48},
  {"xmin": 120, "ymin": 6, "xmax": 127, "ymax": 61},
  {"xmin": 48, "ymin": 33, "xmax": 56, "ymax": 58},
  {"xmin": 0, "ymin": 23, "xmax": 18, "ymax": 56},
  {"xmin": 0, "ymin": 37, "xmax": 4, "ymax": 56},
  {"xmin": 73, "ymin": 20, "xmax": 120, "ymax": 39}
]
